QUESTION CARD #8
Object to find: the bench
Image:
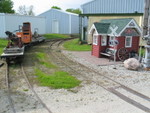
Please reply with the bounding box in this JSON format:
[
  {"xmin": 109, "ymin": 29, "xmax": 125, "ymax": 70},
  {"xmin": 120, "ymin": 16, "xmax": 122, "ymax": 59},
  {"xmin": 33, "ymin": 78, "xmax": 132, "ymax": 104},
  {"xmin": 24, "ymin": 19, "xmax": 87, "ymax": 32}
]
[{"xmin": 100, "ymin": 48, "xmax": 116, "ymax": 60}]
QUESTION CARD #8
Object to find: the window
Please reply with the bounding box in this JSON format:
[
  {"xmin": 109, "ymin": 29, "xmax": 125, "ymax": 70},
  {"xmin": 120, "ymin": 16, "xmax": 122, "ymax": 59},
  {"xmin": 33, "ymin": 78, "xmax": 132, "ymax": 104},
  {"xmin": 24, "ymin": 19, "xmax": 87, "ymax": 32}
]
[
  {"xmin": 101, "ymin": 35, "xmax": 107, "ymax": 46},
  {"xmin": 125, "ymin": 36, "xmax": 132, "ymax": 47},
  {"xmin": 93, "ymin": 35, "xmax": 98, "ymax": 45},
  {"xmin": 109, "ymin": 36, "xmax": 115, "ymax": 46}
]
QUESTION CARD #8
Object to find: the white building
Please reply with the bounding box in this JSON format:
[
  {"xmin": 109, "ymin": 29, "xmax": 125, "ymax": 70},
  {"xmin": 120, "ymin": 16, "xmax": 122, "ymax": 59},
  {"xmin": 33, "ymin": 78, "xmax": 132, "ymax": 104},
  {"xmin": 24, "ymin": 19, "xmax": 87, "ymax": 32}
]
[
  {"xmin": 0, "ymin": 13, "xmax": 46, "ymax": 38},
  {"xmin": 39, "ymin": 8, "xmax": 79, "ymax": 34}
]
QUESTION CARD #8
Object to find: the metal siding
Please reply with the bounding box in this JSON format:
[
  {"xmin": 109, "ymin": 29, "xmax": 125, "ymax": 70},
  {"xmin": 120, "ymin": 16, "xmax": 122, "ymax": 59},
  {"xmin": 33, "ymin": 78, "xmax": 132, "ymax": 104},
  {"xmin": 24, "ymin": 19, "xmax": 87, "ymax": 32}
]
[
  {"xmin": 39, "ymin": 11, "xmax": 51, "ymax": 33},
  {"xmin": 39, "ymin": 9, "xmax": 70, "ymax": 34},
  {"xmin": 39, "ymin": 9, "xmax": 79, "ymax": 34},
  {"xmin": 0, "ymin": 13, "xmax": 6, "ymax": 38},
  {"xmin": 5, "ymin": 14, "xmax": 46, "ymax": 36},
  {"xmin": 82, "ymin": 0, "xmax": 144, "ymax": 14},
  {"xmin": 71, "ymin": 15, "xmax": 79, "ymax": 34}
]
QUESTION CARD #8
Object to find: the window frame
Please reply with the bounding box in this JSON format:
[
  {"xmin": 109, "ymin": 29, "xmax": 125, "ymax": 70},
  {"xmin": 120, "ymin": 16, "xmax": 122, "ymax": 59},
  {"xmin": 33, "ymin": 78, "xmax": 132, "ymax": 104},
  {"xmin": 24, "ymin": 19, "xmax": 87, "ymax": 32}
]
[
  {"xmin": 101, "ymin": 35, "xmax": 107, "ymax": 46},
  {"xmin": 125, "ymin": 36, "xmax": 132, "ymax": 48}
]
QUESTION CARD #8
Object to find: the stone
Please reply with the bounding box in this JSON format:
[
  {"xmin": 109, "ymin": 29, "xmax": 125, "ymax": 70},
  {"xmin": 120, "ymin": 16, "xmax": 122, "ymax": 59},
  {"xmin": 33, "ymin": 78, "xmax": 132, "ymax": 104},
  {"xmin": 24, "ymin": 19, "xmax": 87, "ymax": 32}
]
[{"xmin": 124, "ymin": 58, "xmax": 141, "ymax": 70}]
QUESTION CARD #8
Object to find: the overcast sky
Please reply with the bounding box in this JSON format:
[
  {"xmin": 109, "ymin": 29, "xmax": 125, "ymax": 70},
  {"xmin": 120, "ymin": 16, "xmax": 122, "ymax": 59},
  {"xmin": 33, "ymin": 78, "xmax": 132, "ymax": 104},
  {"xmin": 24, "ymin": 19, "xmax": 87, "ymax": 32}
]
[{"xmin": 11, "ymin": 0, "xmax": 92, "ymax": 15}]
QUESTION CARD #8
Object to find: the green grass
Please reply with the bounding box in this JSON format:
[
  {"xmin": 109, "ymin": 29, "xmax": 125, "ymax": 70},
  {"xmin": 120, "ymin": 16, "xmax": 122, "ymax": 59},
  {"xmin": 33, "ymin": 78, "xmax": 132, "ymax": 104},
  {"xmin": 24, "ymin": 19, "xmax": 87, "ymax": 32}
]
[
  {"xmin": 36, "ymin": 52, "xmax": 56, "ymax": 68},
  {"xmin": 63, "ymin": 39, "xmax": 92, "ymax": 51},
  {"xmin": 43, "ymin": 34, "xmax": 69, "ymax": 39},
  {"xmin": 139, "ymin": 48, "xmax": 145, "ymax": 57},
  {"xmin": 23, "ymin": 89, "xmax": 29, "ymax": 92},
  {"xmin": 0, "ymin": 38, "xmax": 7, "ymax": 54},
  {"xmin": 35, "ymin": 69, "xmax": 81, "ymax": 89}
]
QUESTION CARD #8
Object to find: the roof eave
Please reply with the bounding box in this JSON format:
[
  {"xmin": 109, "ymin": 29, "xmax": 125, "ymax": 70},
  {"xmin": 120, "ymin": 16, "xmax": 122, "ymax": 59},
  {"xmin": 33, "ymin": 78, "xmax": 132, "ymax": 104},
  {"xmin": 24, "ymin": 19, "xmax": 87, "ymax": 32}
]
[{"xmin": 79, "ymin": 13, "xmax": 143, "ymax": 17}]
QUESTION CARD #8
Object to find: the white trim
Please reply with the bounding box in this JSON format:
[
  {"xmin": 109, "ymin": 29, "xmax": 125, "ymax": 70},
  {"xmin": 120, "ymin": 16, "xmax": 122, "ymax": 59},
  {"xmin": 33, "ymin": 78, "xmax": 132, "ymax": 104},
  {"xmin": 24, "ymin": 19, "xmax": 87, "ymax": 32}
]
[
  {"xmin": 119, "ymin": 19, "xmax": 142, "ymax": 36},
  {"xmin": 125, "ymin": 36, "xmax": 132, "ymax": 48},
  {"xmin": 89, "ymin": 24, "xmax": 98, "ymax": 35},
  {"xmin": 69, "ymin": 15, "xmax": 71, "ymax": 34}
]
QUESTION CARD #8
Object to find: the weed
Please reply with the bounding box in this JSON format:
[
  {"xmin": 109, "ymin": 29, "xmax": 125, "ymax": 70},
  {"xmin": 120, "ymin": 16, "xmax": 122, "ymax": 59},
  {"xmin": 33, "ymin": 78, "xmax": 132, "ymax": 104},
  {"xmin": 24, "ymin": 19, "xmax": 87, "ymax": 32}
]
[
  {"xmin": 23, "ymin": 89, "xmax": 29, "ymax": 91},
  {"xmin": 0, "ymin": 39, "xmax": 7, "ymax": 54}
]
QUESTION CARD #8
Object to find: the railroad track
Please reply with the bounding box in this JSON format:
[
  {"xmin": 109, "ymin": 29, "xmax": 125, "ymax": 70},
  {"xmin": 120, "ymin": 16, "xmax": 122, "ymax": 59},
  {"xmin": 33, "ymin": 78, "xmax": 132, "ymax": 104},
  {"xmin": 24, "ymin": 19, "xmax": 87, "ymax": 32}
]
[
  {"xmin": 3, "ymin": 37, "xmax": 76, "ymax": 113},
  {"xmin": 5, "ymin": 62, "xmax": 52, "ymax": 113},
  {"xmin": 48, "ymin": 39, "xmax": 150, "ymax": 113}
]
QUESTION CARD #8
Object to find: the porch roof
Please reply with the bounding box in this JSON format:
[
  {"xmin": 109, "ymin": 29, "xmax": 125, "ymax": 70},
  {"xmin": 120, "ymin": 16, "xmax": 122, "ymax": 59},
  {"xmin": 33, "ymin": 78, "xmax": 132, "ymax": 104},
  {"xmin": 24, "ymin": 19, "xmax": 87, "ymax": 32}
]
[
  {"xmin": 89, "ymin": 18, "xmax": 141, "ymax": 36},
  {"xmin": 94, "ymin": 23, "xmax": 110, "ymax": 34}
]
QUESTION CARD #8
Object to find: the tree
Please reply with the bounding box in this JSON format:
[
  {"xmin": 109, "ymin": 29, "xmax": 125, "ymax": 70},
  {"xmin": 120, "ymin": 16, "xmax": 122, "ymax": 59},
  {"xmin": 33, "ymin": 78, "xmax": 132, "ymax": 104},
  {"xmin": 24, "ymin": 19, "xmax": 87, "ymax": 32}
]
[
  {"xmin": 51, "ymin": 6, "xmax": 61, "ymax": 10},
  {"xmin": 0, "ymin": 0, "xmax": 15, "ymax": 13},
  {"xmin": 17, "ymin": 5, "xmax": 35, "ymax": 16},
  {"xmin": 66, "ymin": 8, "xmax": 81, "ymax": 14}
]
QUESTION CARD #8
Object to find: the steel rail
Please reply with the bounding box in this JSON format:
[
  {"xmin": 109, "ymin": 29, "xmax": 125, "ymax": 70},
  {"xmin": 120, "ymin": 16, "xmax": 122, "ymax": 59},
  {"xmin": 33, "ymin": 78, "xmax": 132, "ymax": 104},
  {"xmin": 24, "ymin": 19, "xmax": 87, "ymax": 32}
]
[
  {"xmin": 21, "ymin": 64, "xmax": 52, "ymax": 113},
  {"xmin": 49, "ymin": 39, "xmax": 150, "ymax": 113},
  {"xmin": 5, "ymin": 63, "xmax": 16, "ymax": 113}
]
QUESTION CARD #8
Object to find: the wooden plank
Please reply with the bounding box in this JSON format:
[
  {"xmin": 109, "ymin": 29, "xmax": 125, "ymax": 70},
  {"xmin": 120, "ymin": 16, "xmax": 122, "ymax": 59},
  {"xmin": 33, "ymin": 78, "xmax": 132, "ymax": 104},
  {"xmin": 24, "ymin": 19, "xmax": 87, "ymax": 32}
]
[{"xmin": 100, "ymin": 52, "xmax": 111, "ymax": 56}]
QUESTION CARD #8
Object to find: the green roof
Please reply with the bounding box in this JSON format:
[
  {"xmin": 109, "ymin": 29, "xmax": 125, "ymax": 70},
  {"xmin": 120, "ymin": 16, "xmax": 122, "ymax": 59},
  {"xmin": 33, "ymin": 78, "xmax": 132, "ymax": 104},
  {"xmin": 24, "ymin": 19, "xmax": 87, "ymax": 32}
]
[
  {"xmin": 94, "ymin": 23, "xmax": 110, "ymax": 34},
  {"xmin": 100, "ymin": 18, "xmax": 133, "ymax": 34}
]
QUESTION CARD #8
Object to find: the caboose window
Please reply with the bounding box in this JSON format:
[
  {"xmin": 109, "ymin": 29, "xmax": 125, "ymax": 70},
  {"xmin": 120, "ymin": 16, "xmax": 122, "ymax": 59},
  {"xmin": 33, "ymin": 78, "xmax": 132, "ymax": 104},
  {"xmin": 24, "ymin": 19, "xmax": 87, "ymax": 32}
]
[{"xmin": 125, "ymin": 36, "xmax": 132, "ymax": 47}]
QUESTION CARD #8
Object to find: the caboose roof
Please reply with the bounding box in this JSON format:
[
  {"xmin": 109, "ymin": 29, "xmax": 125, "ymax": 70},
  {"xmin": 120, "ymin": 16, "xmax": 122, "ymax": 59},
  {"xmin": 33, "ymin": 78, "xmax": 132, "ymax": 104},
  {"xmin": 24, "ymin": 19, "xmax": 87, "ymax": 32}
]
[{"xmin": 89, "ymin": 18, "xmax": 141, "ymax": 36}]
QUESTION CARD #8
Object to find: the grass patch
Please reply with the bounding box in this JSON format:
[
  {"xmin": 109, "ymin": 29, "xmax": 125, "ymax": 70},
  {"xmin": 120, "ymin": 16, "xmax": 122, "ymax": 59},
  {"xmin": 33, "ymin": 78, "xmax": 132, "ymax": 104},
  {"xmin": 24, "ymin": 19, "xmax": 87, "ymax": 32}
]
[
  {"xmin": 36, "ymin": 52, "xmax": 56, "ymax": 68},
  {"xmin": 36, "ymin": 52, "xmax": 45, "ymax": 60},
  {"xmin": 43, "ymin": 34, "xmax": 69, "ymax": 39},
  {"xmin": 0, "ymin": 38, "xmax": 7, "ymax": 54},
  {"xmin": 35, "ymin": 68, "xmax": 81, "ymax": 89},
  {"xmin": 63, "ymin": 39, "xmax": 91, "ymax": 51}
]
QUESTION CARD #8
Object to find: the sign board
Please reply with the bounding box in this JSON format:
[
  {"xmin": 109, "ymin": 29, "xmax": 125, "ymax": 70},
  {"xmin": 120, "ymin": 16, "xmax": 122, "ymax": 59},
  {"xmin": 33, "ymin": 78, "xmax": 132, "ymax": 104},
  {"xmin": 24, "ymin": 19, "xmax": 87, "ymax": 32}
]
[{"xmin": 109, "ymin": 40, "xmax": 119, "ymax": 46}]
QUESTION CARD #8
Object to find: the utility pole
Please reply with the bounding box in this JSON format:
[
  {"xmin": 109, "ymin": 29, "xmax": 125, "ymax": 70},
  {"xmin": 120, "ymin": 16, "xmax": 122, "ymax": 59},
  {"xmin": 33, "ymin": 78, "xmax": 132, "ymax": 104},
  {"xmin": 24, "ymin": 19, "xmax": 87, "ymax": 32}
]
[{"xmin": 142, "ymin": 0, "xmax": 150, "ymax": 69}]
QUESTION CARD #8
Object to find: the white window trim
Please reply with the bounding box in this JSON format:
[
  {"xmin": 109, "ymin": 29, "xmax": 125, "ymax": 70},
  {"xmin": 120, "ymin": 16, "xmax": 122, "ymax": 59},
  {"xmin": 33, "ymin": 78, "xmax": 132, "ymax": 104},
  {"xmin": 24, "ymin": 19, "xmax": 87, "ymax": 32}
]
[
  {"xmin": 109, "ymin": 36, "xmax": 115, "ymax": 46},
  {"xmin": 125, "ymin": 36, "xmax": 132, "ymax": 48},
  {"xmin": 93, "ymin": 34, "xmax": 98, "ymax": 45},
  {"xmin": 101, "ymin": 35, "xmax": 107, "ymax": 46}
]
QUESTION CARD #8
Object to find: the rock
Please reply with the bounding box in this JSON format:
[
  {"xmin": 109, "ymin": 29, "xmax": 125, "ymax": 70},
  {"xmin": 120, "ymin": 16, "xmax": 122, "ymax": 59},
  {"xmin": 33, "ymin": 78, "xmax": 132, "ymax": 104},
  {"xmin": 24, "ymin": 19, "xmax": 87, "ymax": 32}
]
[{"xmin": 124, "ymin": 58, "xmax": 141, "ymax": 70}]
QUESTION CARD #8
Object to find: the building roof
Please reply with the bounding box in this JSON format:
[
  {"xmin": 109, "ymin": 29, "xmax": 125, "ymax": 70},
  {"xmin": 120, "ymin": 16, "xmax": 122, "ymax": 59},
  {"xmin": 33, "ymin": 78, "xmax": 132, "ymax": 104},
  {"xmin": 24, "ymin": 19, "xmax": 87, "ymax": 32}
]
[
  {"xmin": 39, "ymin": 8, "xmax": 78, "ymax": 16},
  {"xmin": 89, "ymin": 18, "xmax": 141, "ymax": 36},
  {"xmin": 81, "ymin": 0, "xmax": 144, "ymax": 14}
]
